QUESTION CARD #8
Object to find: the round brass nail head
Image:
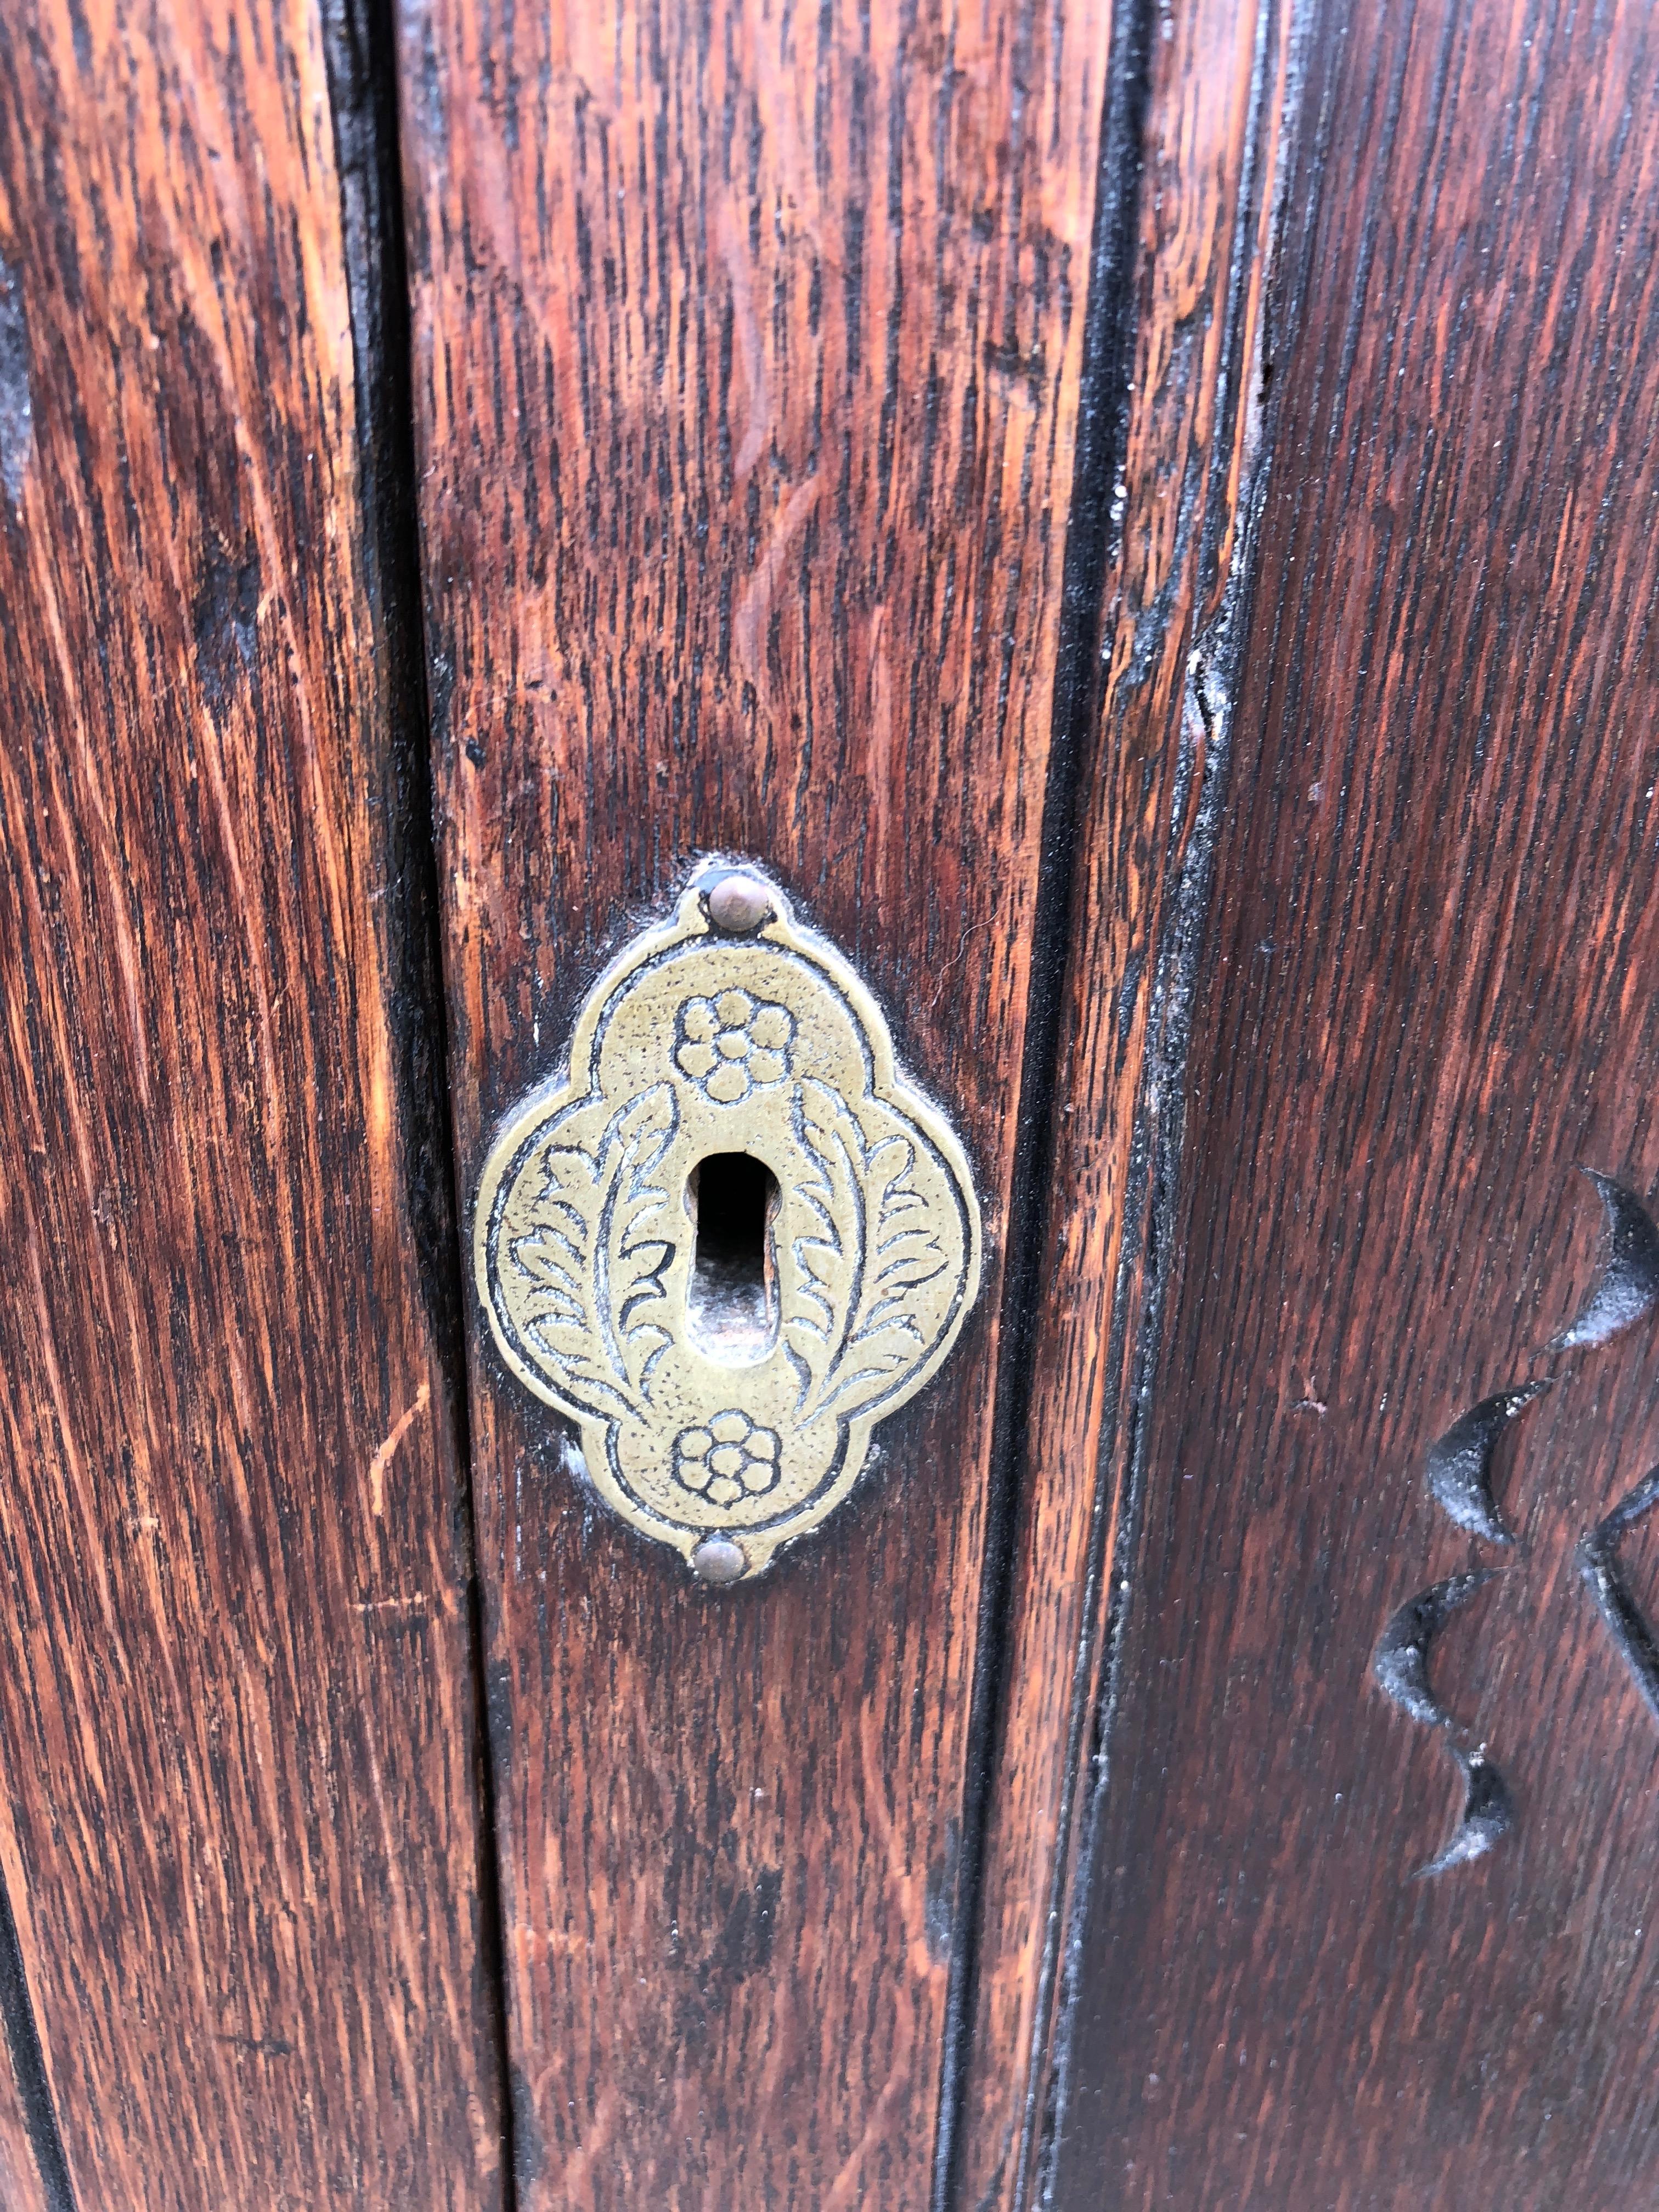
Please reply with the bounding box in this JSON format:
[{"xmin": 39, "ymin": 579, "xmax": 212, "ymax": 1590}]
[
  {"xmin": 691, "ymin": 1536, "xmax": 748, "ymax": 1585},
  {"xmin": 706, "ymin": 872, "xmax": 774, "ymax": 934}
]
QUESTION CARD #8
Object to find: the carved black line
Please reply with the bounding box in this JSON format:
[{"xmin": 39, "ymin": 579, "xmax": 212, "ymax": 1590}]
[
  {"xmin": 1425, "ymin": 1380, "xmax": 1552, "ymax": 1544},
  {"xmin": 1373, "ymin": 1570, "xmax": 1498, "ymax": 1728},
  {"xmin": 1415, "ymin": 1750, "xmax": 1515, "ymax": 1881},
  {"xmin": 1373, "ymin": 1571, "xmax": 1513, "ymax": 1876},
  {"xmin": 1577, "ymin": 1464, "xmax": 1659, "ymax": 1726},
  {"xmin": 1548, "ymin": 1169, "xmax": 1659, "ymax": 1353}
]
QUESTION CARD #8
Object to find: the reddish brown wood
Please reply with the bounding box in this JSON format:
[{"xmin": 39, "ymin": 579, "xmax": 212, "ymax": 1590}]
[
  {"xmin": 0, "ymin": 2032, "xmax": 47, "ymax": 2212},
  {"xmin": 956, "ymin": 2, "xmax": 1296, "ymax": 2202},
  {"xmin": 0, "ymin": 3, "xmax": 501, "ymax": 2203},
  {"xmin": 397, "ymin": 0, "xmax": 1113, "ymax": 2200},
  {"xmin": 1051, "ymin": 0, "xmax": 1659, "ymax": 2204},
  {"xmin": 0, "ymin": 2129, "xmax": 45, "ymax": 2212}
]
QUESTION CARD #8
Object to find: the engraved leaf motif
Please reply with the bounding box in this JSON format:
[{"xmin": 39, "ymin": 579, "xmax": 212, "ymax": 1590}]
[
  {"xmin": 788, "ymin": 1079, "xmax": 947, "ymax": 1423},
  {"xmin": 504, "ymin": 1138, "xmax": 631, "ymax": 1420},
  {"xmin": 502, "ymin": 1084, "xmax": 679, "ymax": 1420},
  {"xmin": 823, "ymin": 1133, "xmax": 947, "ymax": 1419},
  {"xmin": 787, "ymin": 1079, "xmax": 864, "ymax": 1409},
  {"xmin": 594, "ymin": 1083, "xmax": 680, "ymax": 1405}
]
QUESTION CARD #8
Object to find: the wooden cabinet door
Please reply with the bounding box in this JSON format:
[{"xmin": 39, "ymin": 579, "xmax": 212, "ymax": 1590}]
[{"xmin": 1, "ymin": 1, "xmax": 1656, "ymax": 2207}]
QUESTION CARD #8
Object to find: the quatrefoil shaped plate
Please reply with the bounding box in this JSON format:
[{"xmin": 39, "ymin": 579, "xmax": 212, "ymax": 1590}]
[{"xmin": 473, "ymin": 864, "xmax": 983, "ymax": 1581}]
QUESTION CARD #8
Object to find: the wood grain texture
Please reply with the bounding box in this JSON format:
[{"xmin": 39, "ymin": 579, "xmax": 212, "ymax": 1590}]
[
  {"xmin": 0, "ymin": 3, "xmax": 501, "ymax": 2204},
  {"xmin": 0, "ymin": 1859, "xmax": 68, "ymax": 2212},
  {"xmin": 396, "ymin": 0, "xmax": 1113, "ymax": 2200},
  {"xmin": 955, "ymin": 1, "xmax": 1296, "ymax": 2203},
  {"xmin": 1051, "ymin": 0, "xmax": 1659, "ymax": 2204},
  {"xmin": 0, "ymin": 2119, "xmax": 48, "ymax": 2212},
  {"xmin": 0, "ymin": 1998, "xmax": 50, "ymax": 2212}
]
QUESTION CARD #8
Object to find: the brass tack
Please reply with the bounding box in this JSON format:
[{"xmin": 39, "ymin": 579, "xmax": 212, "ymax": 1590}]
[
  {"xmin": 706, "ymin": 872, "xmax": 774, "ymax": 934},
  {"xmin": 691, "ymin": 1535, "xmax": 748, "ymax": 1584}
]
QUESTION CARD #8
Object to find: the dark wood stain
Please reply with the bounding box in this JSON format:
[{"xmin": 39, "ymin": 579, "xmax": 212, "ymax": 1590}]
[
  {"xmin": 1052, "ymin": 0, "xmax": 1659, "ymax": 2203},
  {"xmin": 397, "ymin": 0, "xmax": 1113, "ymax": 2201},
  {"xmin": 0, "ymin": 2, "xmax": 501, "ymax": 2203}
]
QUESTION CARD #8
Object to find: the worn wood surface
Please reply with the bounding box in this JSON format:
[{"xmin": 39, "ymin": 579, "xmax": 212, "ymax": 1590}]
[
  {"xmin": 397, "ymin": 0, "xmax": 1113, "ymax": 2200},
  {"xmin": 1051, "ymin": 0, "xmax": 1659, "ymax": 2205},
  {"xmin": 955, "ymin": 1, "xmax": 1296, "ymax": 2203},
  {"xmin": 0, "ymin": 3, "xmax": 501, "ymax": 2204}
]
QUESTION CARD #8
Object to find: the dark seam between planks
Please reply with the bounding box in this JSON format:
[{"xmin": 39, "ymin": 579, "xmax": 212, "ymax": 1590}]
[
  {"xmin": 0, "ymin": 1854, "xmax": 76, "ymax": 2212},
  {"xmin": 1037, "ymin": 1, "xmax": 1317, "ymax": 2200},
  {"xmin": 318, "ymin": 1, "xmax": 518, "ymax": 2201},
  {"xmin": 930, "ymin": 3, "xmax": 1159, "ymax": 2207}
]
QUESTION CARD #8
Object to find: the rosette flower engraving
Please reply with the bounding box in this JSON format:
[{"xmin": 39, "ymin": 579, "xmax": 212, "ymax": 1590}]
[
  {"xmin": 675, "ymin": 1413, "xmax": 781, "ymax": 1505},
  {"xmin": 675, "ymin": 991, "xmax": 795, "ymax": 1103}
]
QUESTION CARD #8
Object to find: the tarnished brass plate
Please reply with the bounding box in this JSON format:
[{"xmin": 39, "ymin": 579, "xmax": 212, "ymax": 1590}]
[{"xmin": 473, "ymin": 865, "xmax": 982, "ymax": 1581}]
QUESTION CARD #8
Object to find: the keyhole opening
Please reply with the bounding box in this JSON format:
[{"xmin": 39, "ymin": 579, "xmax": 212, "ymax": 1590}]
[{"xmin": 687, "ymin": 1153, "xmax": 780, "ymax": 1364}]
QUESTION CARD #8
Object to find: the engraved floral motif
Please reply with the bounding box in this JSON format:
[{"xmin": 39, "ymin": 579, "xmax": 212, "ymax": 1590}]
[
  {"xmin": 674, "ymin": 1411, "xmax": 780, "ymax": 1506},
  {"xmin": 674, "ymin": 990, "xmax": 795, "ymax": 1104}
]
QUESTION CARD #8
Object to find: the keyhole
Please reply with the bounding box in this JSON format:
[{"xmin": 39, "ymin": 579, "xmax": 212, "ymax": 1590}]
[{"xmin": 687, "ymin": 1152, "xmax": 780, "ymax": 1363}]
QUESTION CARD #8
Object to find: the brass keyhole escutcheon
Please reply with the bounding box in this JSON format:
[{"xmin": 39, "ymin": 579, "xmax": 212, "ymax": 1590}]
[{"xmin": 473, "ymin": 864, "xmax": 983, "ymax": 1582}]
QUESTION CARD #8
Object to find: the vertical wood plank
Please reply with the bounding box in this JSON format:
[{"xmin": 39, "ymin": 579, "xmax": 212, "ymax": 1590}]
[
  {"xmin": 1051, "ymin": 0, "xmax": 1659, "ymax": 2203},
  {"xmin": 955, "ymin": 1, "xmax": 1298, "ymax": 2200},
  {"xmin": 397, "ymin": 1, "xmax": 1113, "ymax": 2201},
  {"xmin": 0, "ymin": 3, "xmax": 501, "ymax": 2203}
]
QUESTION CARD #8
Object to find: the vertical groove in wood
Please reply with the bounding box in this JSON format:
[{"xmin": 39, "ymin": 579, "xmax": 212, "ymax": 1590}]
[
  {"xmin": 954, "ymin": 3, "xmax": 1302, "ymax": 2204},
  {"xmin": 0, "ymin": 3, "xmax": 503, "ymax": 2203},
  {"xmin": 320, "ymin": 0, "xmax": 522, "ymax": 2191},
  {"xmin": 321, "ymin": 0, "xmax": 473, "ymax": 1344},
  {"xmin": 932, "ymin": 0, "xmax": 1155, "ymax": 2200},
  {"xmin": 397, "ymin": 2, "xmax": 1114, "ymax": 2203}
]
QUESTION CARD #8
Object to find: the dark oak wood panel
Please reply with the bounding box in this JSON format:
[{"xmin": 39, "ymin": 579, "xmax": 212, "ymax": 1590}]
[
  {"xmin": 397, "ymin": 0, "xmax": 1113, "ymax": 2200},
  {"xmin": 0, "ymin": 4, "xmax": 500, "ymax": 2204},
  {"xmin": 957, "ymin": 1, "xmax": 1296, "ymax": 2202},
  {"xmin": 1051, "ymin": 0, "xmax": 1659, "ymax": 2204}
]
